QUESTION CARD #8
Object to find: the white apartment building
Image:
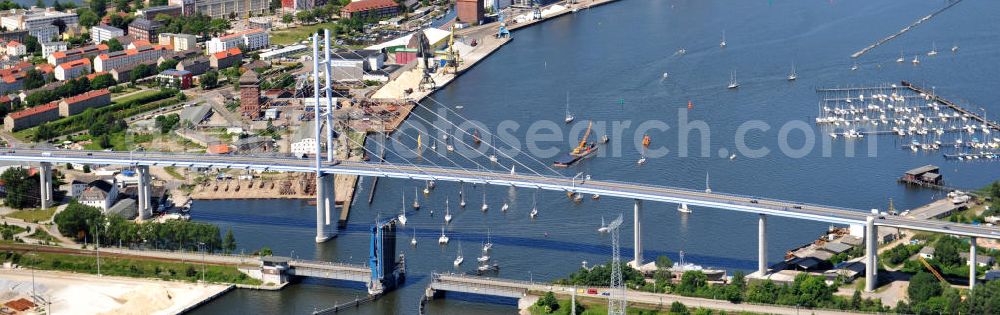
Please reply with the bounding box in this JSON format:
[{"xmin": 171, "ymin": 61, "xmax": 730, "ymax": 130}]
[
  {"xmin": 94, "ymin": 44, "xmax": 171, "ymax": 72},
  {"xmin": 158, "ymin": 33, "xmax": 198, "ymax": 51},
  {"xmin": 40, "ymin": 41, "xmax": 68, "ymax": 58},
  {"xmin": 54, "ymin": 58, "xmax": 91, "ymax": 81},
  {"xmin": 206, "ymin": 29, "xmax": 268, "ymax": 55},
  {"xmin": 90, "ymin": 25, "xmax": 124, "ymax": 44},
  {"xmin": 28, "ymin": 25, "xmax": 59, "ymax": 42},
  {"xmin": 5, "ymin": 41, "xmax": 25, "ymax": 57},
  {"xmin": 1, "ymin": 9, "xmax": 78, "ymax": 31}
]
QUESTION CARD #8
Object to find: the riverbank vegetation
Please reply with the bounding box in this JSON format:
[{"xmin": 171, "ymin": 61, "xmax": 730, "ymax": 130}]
[
  {"xmin": 54, "ymin": 201, "xmax": 233, "ymax": 253},
  {"xmin": 556, "ymin": 261, "xmax": 887, "ymax": 313},
  {"xmin": 0, "ymin": 250, "xmax": 260, "ymax": 285}
]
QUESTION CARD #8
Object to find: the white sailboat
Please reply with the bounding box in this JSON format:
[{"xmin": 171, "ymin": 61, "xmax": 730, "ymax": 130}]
[
  {"xmin": 484, "ymin": 231, "xmax": 493, "ymax": 252},
  {"xmin": 704, "ymin": 172, "xmax": 712, "ymax": 193},
  {"xmin": 444, "ymin": 199, "xmax": 453, "ymax": 223},
  {"xmin": 530, "ymin": 192, "xmax": 538, "ymax": 218},
  {"xmin": 720, "ymin": 30, "xmax": 727, "ymax": 48},
  {"xmin": 398, "ymin": 191, "xmax": 408, "ymax": 225},
  {"xmin": 677, "ymin": 203, "xmax": 691, "ymax": 213},
  {"xmin": 477, "ymin": 247, "xmax": 490, "ymax": 263},
  {"xmin": 850, "ymin": 62, "xmax": 859, "ymax": 71},
  {"xmin": 787, "ymin": 63, "xmax": 797, "ymax": 81},
  {"xmin": 481, "ymin": 190, "xmax": 489, "ymax": 212},
  {"xmin": 501, "ymin": 200, "xmax": 509, "ymax": 212},
  {"xmin": 896, "ymin": 51, "xmax": 905, "ymax": 63},
  {"xmin": 912, "ymin": 55, "xmax": 920, "ymax": 64},
  {"xmin": 459, "ymin": 184, "xmax": 466, "ymax": 208},
  {"xmin": 597, "ymin": 216, "xmax": 609, "ymax": 233},
  {"xmin": 412, "ymin": 188, "xmax": 420, "ymax": 210},
  {"xmin": 423, "ymin": 181, "xmax": 431, "ymax": 194},
  {"xmin": 488, "ymin": 135, "xmax": 498, "ymax": 163},
  {"xmin": 927, "ymin": 42, "xmax": 938, "ymax": 56},
  {"xmin": 454, "ymin": 243, "xmax": 464, "ymax": 266},
  {"xmin": 637, "ymin": 147, "xmax": 647, "ymax": 165},
  {"xmin": 410, "ymin": 228, "xmax": 417, "ymax": 246},
  {"xmin": 564, "ymin": 92, "xmax": 575, "ymax": 124},
  {"xmin": 951, "ymin": 43, "xmax": 959, "ymax": 52},
  {"xmin": 438, "ymin": 226, "xmax": 449, "ymax": 244},
  {"xmin": 446, "ymin": 136, "xmax": 454, "ymax": 152},
  {"xmin": 727, "ymin": 70, "xmax": 740, "ymax": 89}
]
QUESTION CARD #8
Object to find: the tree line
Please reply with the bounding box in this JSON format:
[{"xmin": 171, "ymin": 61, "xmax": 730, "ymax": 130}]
[{"xmin": 54, "ymin": 201, "xmax": 237, "ymax": 253}]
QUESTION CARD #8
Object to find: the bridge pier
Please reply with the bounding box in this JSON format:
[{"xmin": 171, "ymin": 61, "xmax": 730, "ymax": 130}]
[
  {"xmin": 970, "ymin": 237, "xmax": 977, "ymax": 290},
  {"xmin": 39, "ymin": 162, "xmax": 52, "ymax": 209},
  {"xmin": 864, "ymin": 216, "xmax": 876, "ymax": 292},
  {"xmin": 136, "ymin": 165, "xmax": 152, "ymax": 220},
  {"xmin": 633, "ymin": 199, "xmax": 642, "ymax": 267},
  {"xmin": 315, "ymin": 174, "xmax": 335, "ymax": 242},
  {"xmin": 758, "ymin": 214, "xmax": 767, "ymax": 276}
]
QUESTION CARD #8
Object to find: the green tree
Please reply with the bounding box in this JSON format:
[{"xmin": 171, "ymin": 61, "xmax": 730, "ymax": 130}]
[
  {"xmin": 82, "ymin": 164, "xmax": 91, "ymax": 173},
  {"xmin": 258, "ymin": 247, "xmax": 272, "ymax": 256},
  {"xmin": 907, "ymin": 271, "xmax": 942, "ymax": 304},
  {"xmin": 281, "ymin": 13, "xmax": 293, "ymax": 24},
  {"xmin": 655, "ymin": 255, "xmax": 673, "ymax": 269},
  {"xmin": 34, "ymin": 0, "xmax": 44, "ymax": 8},
  {"xmin": 53, "ymin": 201, "xmax": 103, "ymax": 240},
  {"xmin": 1, "ymin": 167, "xmax": 36, "ymax": 209},
  {"xmin": 534, "ymin": 291, "xmax": 558, "ymax": 313},
  {"xmin": 90, "ymin": 73, "xmax": 117, "ymax": 90},
  {"xmin": 669, "ymin": 301, "xmax": 689, "ymax": 315},
  {"xmin": 676, "ymin": 270, "xmax": 707, "ymax": 294},
  {"xmin": 201, "ymin": 70, "xmax": 219, "ymax": 89},
  {"xmin": 78, "ymin": 8, "xmax": 99, "ymax": 28},
  {"xmin": 90, "ymin": 0, "xmax": 107, "ymax": 18},
  {"xmin": 222, "ymin": 228, "xmax": 236, "ymax": 254},
  {"xmin": 158, "ymin": 59, "xmax": 179, "ymax": 72},
  {"xmin": 104, "ymin": 38, "xmax": 124, "ymax": 52},
  {"xmin": 23, "ymin": 68, "xmax": 45, "ymax": 90},
  {"xmin": 934, "ymin": 237, "xmax": 963, "ymax": 267}
]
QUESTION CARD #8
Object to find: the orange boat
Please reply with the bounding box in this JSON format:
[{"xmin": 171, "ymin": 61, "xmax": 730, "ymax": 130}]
[
  {"xmin": 642, "ymin": 134, "xmax": 651, "ymax": 148},
  {"xmin": 688, "ymin": 100, "xmax": 693, "ymax": 110}
]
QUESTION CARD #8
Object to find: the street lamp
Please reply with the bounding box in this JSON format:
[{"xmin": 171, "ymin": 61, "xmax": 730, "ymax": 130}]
[{"xmin": 198, "ymin": 242, "xmax": 206, "ymax": 284}]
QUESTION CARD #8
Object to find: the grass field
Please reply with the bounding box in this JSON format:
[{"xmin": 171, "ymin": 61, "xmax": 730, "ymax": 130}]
[
  {"xmin": 6, "ymin": 208, "xmax": 56, "ymax": 223},
  {"xmin": 0, "ymin": 250, "xmax": 261, "ymax": 285},
  {"xmin": 271, "ymin": 22, "xmax": 338, "ymax": 45},
  {"xmin": 164, "ymin": 166, "xmax": 185, "ymax": 180}
]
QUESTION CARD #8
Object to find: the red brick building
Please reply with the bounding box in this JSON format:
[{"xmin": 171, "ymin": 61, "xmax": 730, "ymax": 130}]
[
  {"xmin": 239, "ymin": 69, "xmax": 261, "ymax": 119},
  {"xmin": 340, "ymin": 0, "xmax": 400, "ymax": 20},
  {"xmin": 456, "ymin": 0, "xmax": 483, "ymax": 25}
]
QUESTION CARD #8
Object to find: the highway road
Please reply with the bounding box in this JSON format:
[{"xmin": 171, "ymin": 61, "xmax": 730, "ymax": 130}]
[{"xmin": 1, "ymin": 148, "xmax": 998, "ymax": 240}]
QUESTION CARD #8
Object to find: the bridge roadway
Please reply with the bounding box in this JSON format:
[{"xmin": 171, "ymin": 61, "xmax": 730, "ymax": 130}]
[
  {"xmin": 428, "ymin": 273, "xmax": 868, "ymax": 315},
  {"xmin": 3, "ymin": 148, "xmax": 998, "ymax": 240}
]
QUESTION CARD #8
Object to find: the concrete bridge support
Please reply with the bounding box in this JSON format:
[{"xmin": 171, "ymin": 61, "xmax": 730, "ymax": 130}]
[
  {"xmin": 633, "ymin": 200, "xmax": 642, "ymax": 266},
  {"xmin": 136, "ymin": 165, "xmax": 151, "ymax": 220},
  {"xmin": 758, "ymin": 214, "xmax": 767, "ymax": 275},
  {"xmin": 39, "ymin": 162, "xmax": 52, "ymax": 209},
  {"xmin": 315, "ymin": 174, "xmax": 335, "ymax": 243},
  {"xmin": 970, "ymin": 237, "xmax": 977, "ymax": 290},
  {"xmin": 864, "ymin": 216, "xmax": 876, "ymax": 292}
]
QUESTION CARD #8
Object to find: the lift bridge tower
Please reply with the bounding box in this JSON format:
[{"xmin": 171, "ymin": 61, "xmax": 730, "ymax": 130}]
[
  {"xmin": 607, "ymin": 214, "xmax": 625, "ymax": 315},
  {"xmin": 368, "ymin": 217, "xmax": 405, "ymax": 295}
]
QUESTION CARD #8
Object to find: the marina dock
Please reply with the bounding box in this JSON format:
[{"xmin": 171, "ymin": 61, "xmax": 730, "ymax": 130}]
[{"xmin": 814, "ymin": 81, "xmax": 999, "ymax": 158}]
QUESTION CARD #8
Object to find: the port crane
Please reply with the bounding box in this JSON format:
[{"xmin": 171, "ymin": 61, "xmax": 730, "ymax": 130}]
[{"xmin": 571, "ymin": 121, "xmax": 593, "ymax": 156}]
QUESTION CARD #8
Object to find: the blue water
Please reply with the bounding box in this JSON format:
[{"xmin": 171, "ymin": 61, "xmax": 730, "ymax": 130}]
[{"xmin": 189, "ymin": 0, "xmax": 1000, "ymax": 314}]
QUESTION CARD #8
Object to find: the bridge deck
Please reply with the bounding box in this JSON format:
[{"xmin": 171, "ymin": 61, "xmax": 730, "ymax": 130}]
[{"xmin": 2, "ymin": 148, "xmax": 998, "ymax": 240}]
